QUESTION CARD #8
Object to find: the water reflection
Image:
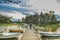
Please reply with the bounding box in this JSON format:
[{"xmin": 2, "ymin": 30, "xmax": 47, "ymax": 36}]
[
  {"xmin": 0, "ymin": 26, "xmax": 7, "ymax": 32},
  {"xmin": 0, "ymin": 26, "xmax": 19, "ymax": 40},
  {"xmin": 0, "ymin": 38, "xmax": 18, "ymax": 40},
  {"xmin": 0, "ymin": 25, "xmax": 19, "ymax": 32},
  {"xmin": 41, "ymin": 36, "xmax": 60, "ymax": 40}
]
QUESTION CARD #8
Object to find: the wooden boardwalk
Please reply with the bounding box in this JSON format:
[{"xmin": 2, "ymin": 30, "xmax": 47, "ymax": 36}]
[{"xmin": 20, "ymin": 28, "xmax": 40, "ymax": 40}]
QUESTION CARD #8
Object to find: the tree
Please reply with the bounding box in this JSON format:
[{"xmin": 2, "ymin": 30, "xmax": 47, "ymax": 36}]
[
  {"xmin": 0, "ymin": 14, "xmax": 11, "ymax": 23},
  {"xmin": 24, "ymin": 13, "xmax": 39, "ymax": 24},
  {"xmin": 24, "ymin": 15, "xmax": 30, "ymax": 23},
  {"xmin": 40, "ymin": 12, "xmax": 44, "ymax": 25},
  {"xmin": 49, "ymin": 11, "xmax": 57, "ymax": 24},
  {"xmin": 44, "ymin": 13, "xmax": 49, "ymax": 24},
  {"xmin": 22, "ymin": 17, "xmax": 25, "ymax": 23},
  {"xmin": 32, "ymin": 13, "xmax": 39, "ymax": 24}
]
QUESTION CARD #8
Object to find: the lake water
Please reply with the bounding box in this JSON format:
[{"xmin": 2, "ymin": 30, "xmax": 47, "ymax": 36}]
[
  {"xmin": 0, "ymin": 26, "xmax": 19, "ymax": 40},
  {"xmin": 38, "ymin": 31, "xmax": 60, "ymax": 40},
  {"xmin": 0, "ymin": 26, "xmax": 20, "ymax": 32},
  {"xmin": 41, "ymin": 36, "xmax": 60, "ymax": 40},
  {"xmin": 1, "ymin": 26, "xmax": 60, "ymax": 40},
  {"xmin": 0, "ymin": 38, "xmax": 18, "ymax": 40},
  {"xmin": 0, "ymin": 26, "xmax": 8, "ymax": 32}
]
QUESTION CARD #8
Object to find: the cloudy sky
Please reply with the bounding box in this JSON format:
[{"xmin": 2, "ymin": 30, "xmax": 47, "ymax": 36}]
[
  {"xmin": 28, "ymin": 0, "xmax": 60, "ymax": 14},
  {"xmin": 0, "ymin": 0, "xmax": 60, "ymax": 19}
]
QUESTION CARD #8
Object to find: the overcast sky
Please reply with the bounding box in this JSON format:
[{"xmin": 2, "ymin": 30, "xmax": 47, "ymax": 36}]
[
  {"xmin": 28, "ymin": 0, "xmax": 60, "ymax": 15},
  {"xmin": 0, "ymin": 0, "xmax": 60, "ymax": 19}
]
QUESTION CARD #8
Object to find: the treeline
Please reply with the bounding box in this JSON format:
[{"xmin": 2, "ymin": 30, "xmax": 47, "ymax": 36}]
[
  {"xmin": 22, "ymin": 11, "xmax": 57, "ymax": 25},
  {"xmin": 0, "ymin": 14, "xmax": 11, "ymax": 23}
]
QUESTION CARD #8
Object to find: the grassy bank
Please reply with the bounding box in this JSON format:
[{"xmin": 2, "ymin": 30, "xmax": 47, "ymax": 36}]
[
  {"xmin": 0, "ymin": 23, "xmax": 21, "ymax": 26},
  {"xmin": 34, "ymin": 23, "xmax": 60, "ymax": 32}
]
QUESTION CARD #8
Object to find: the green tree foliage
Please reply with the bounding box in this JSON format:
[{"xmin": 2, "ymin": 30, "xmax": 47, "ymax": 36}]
[
  {"xmin": 24, "ymin": 13, "xmax": 39, "ymax": 24},
  {"xmin": 24, "ymin": 16, "xmax": 30, "ymax": 23},
  {"xmin": 0, "ymin": 14, "xmax": 11, "ymax": 23},
  {"xmin": 32, "ymin": 13, "xmax": 39, "ymax": 24},
  {"xmin": 49, "ymin": 11, "xmax": 57, "ymax": 24},
  {"xmin": 40, "ymin": 12, "xmax": 44, "ymax": 24},
  {"xmin": 23, "ymin": 10, "xmax": 57, "ymax": 25},
  {"xmin": 22, "ymin": 17, "xmax": 25, "ymax": 23}
]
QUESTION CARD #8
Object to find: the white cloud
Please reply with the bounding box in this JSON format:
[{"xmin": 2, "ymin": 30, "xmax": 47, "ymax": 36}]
[
  {"xmin": 12, "ymin": 12, "xmax": 26, "ymax": 19},
  {"xmin": 1, "ymin": 0, "xmax": 60, "ymax": 19},
  {"xmin": 0, "ymin": 3, "xmax": 25, "ymax": 8},
  {"xmin": 0, "ymin": 10, "xmax": 26, "ymax": 19},
  {"xmin": 28, "ymin": 0, "xmax": 60, "ymax": 15}
]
